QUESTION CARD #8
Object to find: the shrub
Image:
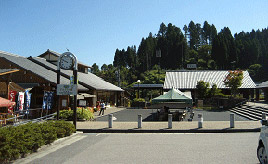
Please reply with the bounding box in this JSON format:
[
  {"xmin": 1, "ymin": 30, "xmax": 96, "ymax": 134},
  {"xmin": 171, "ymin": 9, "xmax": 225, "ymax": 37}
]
[
  {"xmin": 133, "ymin": 98, "xmax": 145, "ymax": 102},
  {"xmin": 0, "ymin": 120, "xmax": 75, "ymax": 162},
  {"xmin": 58, "ymin": 108, "xmax": 94, "ymax": 121}
]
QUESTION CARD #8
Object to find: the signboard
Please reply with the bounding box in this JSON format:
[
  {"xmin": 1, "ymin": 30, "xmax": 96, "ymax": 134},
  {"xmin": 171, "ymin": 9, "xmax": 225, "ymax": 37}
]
[
  {"xmin": 79, "ymin": 100, "xmax": 87, "ymax": 107},
  {"xmin": 198, "ymin": 100, "xmax": 203, "ymax": 107},
  {"xmin": 156, "ymin": 50, "xmax": 161, "ymax": 58},
  {"xmin": 187, "ymin": 64, "xmax": 197, "ymax": 69},
  {"xmin": 62, "ymin": 99, "xmax": 67, "ymax": 107},
  {"xmin": 57, "ymin": 84, "xmax": 77, "ymax": 95}
]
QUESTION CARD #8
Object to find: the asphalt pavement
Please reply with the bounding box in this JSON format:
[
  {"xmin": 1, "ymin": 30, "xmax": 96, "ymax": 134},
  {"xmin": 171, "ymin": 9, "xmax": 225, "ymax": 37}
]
[
  {"xmin": 95, "ymin": 108, "xmax": 249, "ymax": 122},
  {"xmin": 15, "ymin": 133, "xmax": 260, "ymax": 164}
]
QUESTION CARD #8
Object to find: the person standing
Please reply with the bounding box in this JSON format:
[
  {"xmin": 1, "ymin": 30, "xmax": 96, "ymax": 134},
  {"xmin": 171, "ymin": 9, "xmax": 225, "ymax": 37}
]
[{"xmin": 99, "ymin": 101, "xmax": 105, "ymax": 116}]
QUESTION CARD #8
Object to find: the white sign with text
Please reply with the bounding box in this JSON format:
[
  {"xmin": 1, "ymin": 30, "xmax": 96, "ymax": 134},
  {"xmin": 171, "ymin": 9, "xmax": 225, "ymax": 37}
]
[{"xmin": 57, "ymin": 84, "xmax": 77, "ymax": 95}]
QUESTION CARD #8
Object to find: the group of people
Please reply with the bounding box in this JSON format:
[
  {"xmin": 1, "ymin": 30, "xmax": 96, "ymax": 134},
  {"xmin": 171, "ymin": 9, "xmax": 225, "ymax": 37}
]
[{"xmin": 96, "ymin": 101, "xmax": 106, "ymax": 116}]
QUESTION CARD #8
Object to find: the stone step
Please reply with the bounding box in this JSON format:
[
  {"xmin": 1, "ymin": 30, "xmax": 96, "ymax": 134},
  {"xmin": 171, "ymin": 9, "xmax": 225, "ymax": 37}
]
[
  {"xmin": 229, "ymin": 108, "xmax": 259, "ymax": 121},
  {"xmin": 233, "ymin": 107, "xmax": 263, "ymax": 117}
]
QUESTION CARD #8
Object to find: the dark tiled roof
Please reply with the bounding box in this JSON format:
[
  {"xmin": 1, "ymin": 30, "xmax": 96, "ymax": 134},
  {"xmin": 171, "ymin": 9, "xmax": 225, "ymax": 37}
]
[
  {"xmin": 29, "ymin": 57, "xmax": 123, "ymax": 91},
  {"xmin": 0, "ymin": 51, "xmax": 88, "ymax": 91},
  {"xmin": 39, "ymin": 49, "xmax": 91, "ymax": 68}
]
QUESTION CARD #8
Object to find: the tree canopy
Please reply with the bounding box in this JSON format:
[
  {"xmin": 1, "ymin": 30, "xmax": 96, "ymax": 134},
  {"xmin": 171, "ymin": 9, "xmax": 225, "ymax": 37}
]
[{"xmin": 91, "ymin": 21, "xmax": 268, "ymax": 97}]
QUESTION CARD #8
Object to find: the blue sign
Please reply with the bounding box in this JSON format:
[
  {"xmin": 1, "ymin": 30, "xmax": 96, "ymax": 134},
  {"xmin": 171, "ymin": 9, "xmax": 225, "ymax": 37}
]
[{"xmin": 42, "ymin": 91, "xmax": 54, "ymax": 110}]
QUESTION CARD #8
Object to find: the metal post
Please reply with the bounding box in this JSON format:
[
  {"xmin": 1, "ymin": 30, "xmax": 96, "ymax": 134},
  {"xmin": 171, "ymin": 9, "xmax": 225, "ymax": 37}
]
[
  {"xmin": 138, "ymin": 83, "xmax": 140, "ymax": 99},
  {"xmin": 230, "ymin": 113, "xmax": 235, "ymax": 128},
  {"xmin": 168, "ymin": 114, "xmax": 172, "ymax": 129},
  {"xmin": 56, "ymin": 69, "xmax": 60, "ymax": 120},
  {"xmin": 108, "ymin": 114, "xmax": 113, "ymax": 128},
  {"xmin": 138, "ymin": 114, "xmax": 142, "ymax": 128},
  {"xmin": 73, "ymin": 69, "xmax": 78, "ymax": 129},
  {"xmin": 198, "ymin": 113, "xmax": 203, "ymax": 128},
  {"xmin": 262, "ymin": 112, "xmax": 267, "ymax": 120}
]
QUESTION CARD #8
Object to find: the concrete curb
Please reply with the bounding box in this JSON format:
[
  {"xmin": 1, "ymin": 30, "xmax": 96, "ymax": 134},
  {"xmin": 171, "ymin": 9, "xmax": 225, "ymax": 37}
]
[{"xmin": 77, "ymin": 128, "xmax": 261, "ymax": 133}]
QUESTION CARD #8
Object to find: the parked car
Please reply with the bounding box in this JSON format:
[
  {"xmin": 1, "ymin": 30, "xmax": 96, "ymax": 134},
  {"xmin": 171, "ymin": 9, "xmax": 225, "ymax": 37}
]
[{"xmin": 257, "ymin": 119, "xmax": 268, "ymax": 164}]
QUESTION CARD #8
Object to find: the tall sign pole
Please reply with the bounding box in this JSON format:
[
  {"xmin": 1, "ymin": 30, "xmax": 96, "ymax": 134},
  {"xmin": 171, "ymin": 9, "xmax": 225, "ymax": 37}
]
[
  {"xmin": 56, "ymin": 63, "xmax": 60, "ymax": 120},
  {"xmin": 73, "ymin": 56, "xmax": 78, "ymax": 128},
  {"xmin": 57, "ymin": 52, "xmax": 78, "ymax": 129}
]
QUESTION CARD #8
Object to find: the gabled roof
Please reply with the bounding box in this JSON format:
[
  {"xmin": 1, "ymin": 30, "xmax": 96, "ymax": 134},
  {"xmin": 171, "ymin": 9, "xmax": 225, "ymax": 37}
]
[
  {"xmin": 164, "ymin": 70, "xmax": 256, "ymax": 90},
  {"xmin": 0, "ymin": 51, "xmax": 88, "ymax": 91},
  {"xmin": 39, "ymin": 49, "xmax": 92, "ymax": 68},
  {"xmin": 28, "ymin": 56, "xmax": 123, "ymax": 91}
]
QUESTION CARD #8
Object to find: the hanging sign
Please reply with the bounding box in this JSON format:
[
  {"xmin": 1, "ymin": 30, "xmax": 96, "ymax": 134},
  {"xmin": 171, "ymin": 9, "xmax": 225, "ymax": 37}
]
[
  {"xmin": 8, "ymin": 90, "xmax": 17, "ymax": 113},
  {"xmin": 57, "ymin": 84, "xmax": 77, "ymax": 95}
]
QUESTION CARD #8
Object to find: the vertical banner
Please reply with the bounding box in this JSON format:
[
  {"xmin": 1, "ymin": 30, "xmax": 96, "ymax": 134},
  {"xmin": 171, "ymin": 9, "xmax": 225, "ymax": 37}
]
[
  {"xmin": 47, "ymin": 92, "xmax": 54, "ymax": 110},
  {"xmin": 18, "ymin": 92, "xmax": 25, "ymax": 112},
  {"xmin": 25, "ymin": 90, "xmax": 31, "ymax": 114},
  {"xmin": 42, "ymin": 91, "xmax": 48, "ymax": 110},
  {"xmin": 42, "ymin": 91, "xmax": 54, "ymax": 110},
  {"xmin": 8, "ymin": 90, "xmax": 17, "ymax": 113}
]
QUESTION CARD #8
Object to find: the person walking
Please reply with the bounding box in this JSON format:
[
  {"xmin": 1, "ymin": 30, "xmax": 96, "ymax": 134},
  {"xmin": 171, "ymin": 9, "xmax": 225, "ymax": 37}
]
[{"xmin": 99, "ymin": 101, "xmax": 105, "ymax": 116}]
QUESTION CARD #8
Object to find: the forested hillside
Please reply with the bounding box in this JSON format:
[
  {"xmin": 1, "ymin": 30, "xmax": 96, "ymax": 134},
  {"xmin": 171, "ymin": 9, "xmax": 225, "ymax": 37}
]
[{"xmin": 92, "ymin": 21, "xmax": 268, "ymax": 88}]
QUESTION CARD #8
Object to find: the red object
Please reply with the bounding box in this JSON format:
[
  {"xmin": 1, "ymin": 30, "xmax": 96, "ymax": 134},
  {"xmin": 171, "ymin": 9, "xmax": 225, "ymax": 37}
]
[
  {"xmin": 0, "ymin": 97, "xmax": 16, "ymax": 108},
  {"xmin": 8, "ymin": 90, "xmax": 17, "ymax": 113}
]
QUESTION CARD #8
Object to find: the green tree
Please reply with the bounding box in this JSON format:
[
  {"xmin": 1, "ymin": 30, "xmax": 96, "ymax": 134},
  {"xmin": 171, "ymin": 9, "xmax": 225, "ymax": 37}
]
[
  {"xmin": 196, "ymin": 81, "xmax": 209, "ymax": 99},
  {"xmin": 224, "ymin": 70, "xmax": 243, "ymax": 97},
  {"xmin": 248, "ymin": 64, "xmax": 262, "ymax": 81},
  {"xmin": 91, "ymin": 63, "xmax": 100, "ymax": 75},
  {"xmin": 209, "ymin": 84, "xmax": 221, "ymax": 97}
]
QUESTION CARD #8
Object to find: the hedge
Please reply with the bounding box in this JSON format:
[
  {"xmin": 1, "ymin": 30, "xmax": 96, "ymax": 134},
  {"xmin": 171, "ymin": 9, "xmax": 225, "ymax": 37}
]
[
  {"xmin": 0, "ymin": 120, "xmax": 75, "ymax": 162},
  {"xmin": 58, "ymin": 107, "xmax": 94, "ymax": 121}
]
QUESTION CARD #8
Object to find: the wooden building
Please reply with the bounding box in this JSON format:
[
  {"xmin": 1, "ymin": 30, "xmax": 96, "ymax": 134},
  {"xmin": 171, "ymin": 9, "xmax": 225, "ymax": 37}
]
[{"xmin": 0, "ymin": 50, "xmax": 123, "ymax": 113}]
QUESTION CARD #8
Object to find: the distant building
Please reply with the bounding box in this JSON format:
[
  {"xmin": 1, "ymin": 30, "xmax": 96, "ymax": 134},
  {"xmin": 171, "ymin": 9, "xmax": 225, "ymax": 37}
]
[{"xmin": 163, "ymin": 70, "xmax": 256, "ymax": 99}]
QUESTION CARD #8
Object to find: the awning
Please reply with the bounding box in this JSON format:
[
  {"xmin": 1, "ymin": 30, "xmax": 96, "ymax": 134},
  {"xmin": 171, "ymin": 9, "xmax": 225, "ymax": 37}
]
[
  {"xmin": 152, "ymin": 88, "xmax": 192, "ymax": 104},
  {"xmin": 0, "ymin": 97, "xmax": 16, "ymax": 107}
]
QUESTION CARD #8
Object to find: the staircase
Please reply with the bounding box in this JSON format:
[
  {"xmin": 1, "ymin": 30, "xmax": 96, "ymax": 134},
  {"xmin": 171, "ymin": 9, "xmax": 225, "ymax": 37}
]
[{"xmin": 229, "ymin": 104, "xmax": 268, "ymax": 121}]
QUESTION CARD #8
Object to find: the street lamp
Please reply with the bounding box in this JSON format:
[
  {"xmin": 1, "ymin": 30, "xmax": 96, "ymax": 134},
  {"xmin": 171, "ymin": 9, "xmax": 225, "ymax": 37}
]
[{"xmin": 137, "ymin": 80, "xmax": 141, "ymax": 99}]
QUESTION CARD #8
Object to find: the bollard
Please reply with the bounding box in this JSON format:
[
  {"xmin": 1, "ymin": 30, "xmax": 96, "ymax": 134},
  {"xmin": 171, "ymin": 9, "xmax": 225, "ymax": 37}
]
[
  {"xmin": 198, "ymin": 113, "xmax": 203, "ymax": 128},
  {"xmin": 168, "ymin": 114, "xmax": 172, "ymax": 129},
  {"xmin": 138, "ymin": 114, "xmax": 142, "ymax": 128},
  {"xmin": 262, "ymin": 112, "xmax": 267, "ymax": 120},
  {"xmin": 230, "ymin": 113, "xmax": 235, "ymax": 128},
  {"xmin": 108, "ymin": 114, "xmax": 113, "ymax": 128}
]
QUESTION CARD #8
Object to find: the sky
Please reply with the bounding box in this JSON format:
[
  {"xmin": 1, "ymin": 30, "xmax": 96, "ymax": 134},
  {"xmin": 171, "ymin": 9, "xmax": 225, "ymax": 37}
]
[{"xmin": 0, "ymin": 0, "xmax": 267, "ymax": 67}]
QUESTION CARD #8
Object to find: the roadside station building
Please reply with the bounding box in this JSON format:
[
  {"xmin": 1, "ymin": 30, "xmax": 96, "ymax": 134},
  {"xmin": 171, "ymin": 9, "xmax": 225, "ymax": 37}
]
[
  {"xmin": 0, "ymin": 50, "xmax": 123, "ymax": 113},
  {"xmin": 163, "ymin": 70, "xmax": 256, "ymax": 100}
]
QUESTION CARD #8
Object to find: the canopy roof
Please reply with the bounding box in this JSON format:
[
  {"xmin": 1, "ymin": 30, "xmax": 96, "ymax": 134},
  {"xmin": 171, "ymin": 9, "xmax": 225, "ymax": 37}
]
[
  {"xmin": 152, "ymin": 88, "xmax": 192, "ymax": 104},
  {"xmin": 0, "ymin": 97, "xmax": 16, "ymax": 107}
]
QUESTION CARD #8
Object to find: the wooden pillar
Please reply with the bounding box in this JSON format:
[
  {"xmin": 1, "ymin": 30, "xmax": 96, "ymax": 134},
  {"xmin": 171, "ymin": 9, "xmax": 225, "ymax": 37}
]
[
  {"xmin": 256, "ymin": 88, "xmax": 260, "ymax": 101},
  {"xmin": 250, "ymin": 89, "xmax": 254, "ymax": 99}
]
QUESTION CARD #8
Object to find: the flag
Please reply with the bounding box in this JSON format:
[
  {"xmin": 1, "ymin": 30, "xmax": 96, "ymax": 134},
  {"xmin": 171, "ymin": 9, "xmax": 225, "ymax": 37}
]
[
  {"xmin": 18, "ymin": 92, "xmax": 24, "ymax": 112},
  {"xmin": 8, "ymin": 90, "xmax": 17, "ymax": 113},
  {"xmin": 47, "ymin": 92, "xmax": 54, "ymax": 110},
  {"xmin": 42, "ymin": 91, "xmax": 48, "ymax": 110},
  {"xmin": 25, "ymin": 90, "xmax": 31, "ymax": 114}
]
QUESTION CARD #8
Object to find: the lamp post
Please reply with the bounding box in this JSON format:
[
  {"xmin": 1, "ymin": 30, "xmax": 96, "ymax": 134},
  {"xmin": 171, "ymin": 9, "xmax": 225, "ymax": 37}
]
[{"xmin": 137, "ymin": 80, "xmax": 141, "ymax": 99}]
